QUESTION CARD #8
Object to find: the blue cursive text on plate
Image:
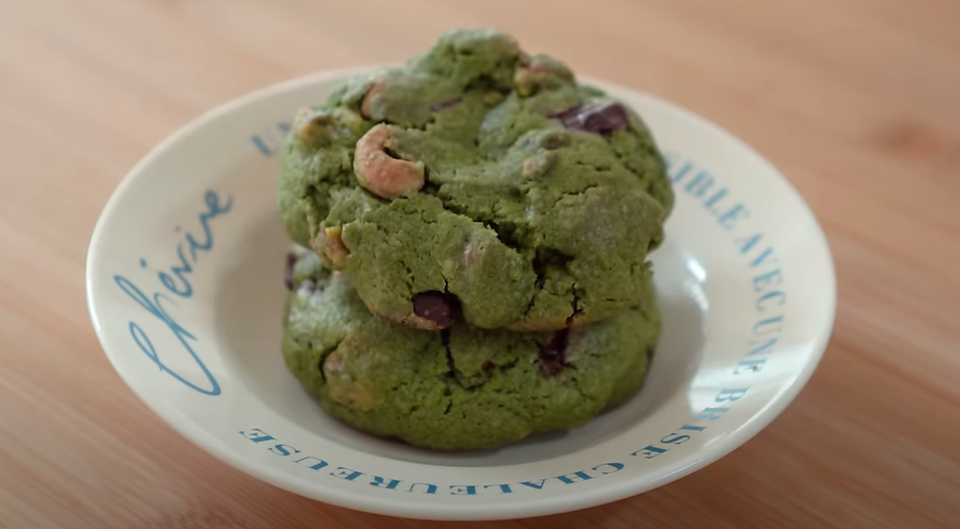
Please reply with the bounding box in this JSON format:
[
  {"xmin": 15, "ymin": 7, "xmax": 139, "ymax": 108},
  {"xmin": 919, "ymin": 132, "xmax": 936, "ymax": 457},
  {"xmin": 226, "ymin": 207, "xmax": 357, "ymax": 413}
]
[{"xmin": 113, "ymin": 190, "xmax": 233, "ymax": 396}]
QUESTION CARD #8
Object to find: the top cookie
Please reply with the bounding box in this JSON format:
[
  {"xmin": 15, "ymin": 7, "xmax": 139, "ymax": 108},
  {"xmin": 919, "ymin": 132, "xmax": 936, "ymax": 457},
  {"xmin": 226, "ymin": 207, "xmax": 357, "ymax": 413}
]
[{"xmin": 278, "ymin": 28, "xmax": 673, "ymax": 331}]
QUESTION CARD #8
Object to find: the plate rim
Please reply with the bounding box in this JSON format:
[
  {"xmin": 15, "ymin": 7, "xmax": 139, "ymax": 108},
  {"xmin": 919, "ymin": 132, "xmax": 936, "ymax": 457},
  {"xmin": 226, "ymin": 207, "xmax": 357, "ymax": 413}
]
[{"xmin": 85, "ymin": 66, "xmax": 837, "ymax": 521}]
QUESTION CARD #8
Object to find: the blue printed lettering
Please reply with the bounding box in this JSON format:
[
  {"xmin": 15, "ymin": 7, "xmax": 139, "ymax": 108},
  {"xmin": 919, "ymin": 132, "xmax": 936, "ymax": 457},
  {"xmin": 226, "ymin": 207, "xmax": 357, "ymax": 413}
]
[
  {"xmin": 757, "ymin": 291, "xmax": 786, "ymax": 311},
  {"xmin": 678, "ymin": 424, "xmax": 708, "ymax": 432},
  {"xmin": 750, "ymin": 247, "xmax": 778, "ymax": 267},
  {"xmin": 753, "ymin": 269, "xmax": 783, "ymax": 293},
  {"xmin": 715, "ymin": 388, "xmax": 749, "ymax": 402},
  {"xmin": 239, "ymin": 429, "xmax": 274, "ymax": 443},
  {"xmin": 484, "ymin": 484, "xmax": 513, "ymax": 494},
  {"xmin": 661, "ymin": 157, "xmax": 784, "ymax": 425},
  {"xmin": 754, "ymin": 316, "xmax": 783, "ymax": 336},
  {"xmin": 407, "ymin": 483, "xmax": 438, "ymax": 494},
  {"xmin": 555, "ymin": 471, "xmax": 593, "ymax": 485},
  {"xmin": 660, "ymin": 434, "xmax": 691, "ymax": 445},
  {"xmin": 718, "ymin": 203, "xmax": 750, "ymax": 230},
  {"xmin": 591, "ymin": 463, "xmax": 624, "ymax": 475},
  {"xmin": 294, "ymin": 456, "xmax": 329, "ymax": 471},
  {"xmin": 251, "ymin": 122, "xmax": 293, "ymax": 157},
  {"xmin": 684, "ymin": 171, "xmax": 716, "ymax": 198},
  {"xmin": 696, "ymin": 407, "xmax": 730, "ymax": 421},
  {"xmin": 251, "ymin": 135, "xmax": 273, "ymax": 156},
  {"xmin": 736, "ymin": 233, "xmax": 762, "ymax": 254},
  {"xmin": 450, "ymin": 485, "xmax": 477, "ymax": 495},
  {"xmin": 670, "ymin": 162, "xmax": 692, "ymax": 183},
  {"xmin": 330, "ymin": 467, "xmax": 363, "ymax": 481},
  {"xmin": 157, "ymin": 244, "xmax": 194, "ymax": 297},
  {"xmin": 703, "ymin": 188, "xmax": 729, "ymax": 210},
  {"xmin": 369, "ymin": 476, "xmax": 402, "ymax": 490},
  {"xmin": 519, "ymin": 479, "xmax": 548, "ymax": 490},
  {"xmin": 269, "ymin": 444, "xmax": 300, "ymax": 457},
  {"xmin": 631, "ymin": 445, "xmax": 668, "ymax": 459}
]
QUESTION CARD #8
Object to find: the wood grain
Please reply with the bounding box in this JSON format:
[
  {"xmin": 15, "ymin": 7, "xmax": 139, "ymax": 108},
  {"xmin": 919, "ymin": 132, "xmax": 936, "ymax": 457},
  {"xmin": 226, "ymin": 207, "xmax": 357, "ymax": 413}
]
[{"xmin": 1, "ymin": 0, "xmax": 959, "ymax": 527}]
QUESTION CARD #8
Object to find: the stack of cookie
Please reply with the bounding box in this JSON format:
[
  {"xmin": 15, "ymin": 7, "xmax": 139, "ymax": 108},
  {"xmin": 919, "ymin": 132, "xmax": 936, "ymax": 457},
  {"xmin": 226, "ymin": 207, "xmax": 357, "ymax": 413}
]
[{"xmin": 277, "ymin": 29, "xmax": 673, "ymax": 451}]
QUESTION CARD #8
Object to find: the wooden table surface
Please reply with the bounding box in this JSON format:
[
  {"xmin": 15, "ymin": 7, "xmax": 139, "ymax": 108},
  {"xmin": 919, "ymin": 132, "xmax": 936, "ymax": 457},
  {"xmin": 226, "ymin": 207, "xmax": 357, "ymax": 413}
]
[{"xmin": 3, "ymin": 0, "xmax": 959, "ymax": 527}]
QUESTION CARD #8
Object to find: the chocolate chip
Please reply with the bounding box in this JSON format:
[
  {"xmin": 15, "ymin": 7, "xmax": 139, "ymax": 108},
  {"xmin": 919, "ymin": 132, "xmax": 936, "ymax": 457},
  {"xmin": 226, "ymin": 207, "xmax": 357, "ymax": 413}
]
[
  {"xmin": 412, "ymin": 291, "xmax": 461, "ymax": 328},
  {"xmin": 538, "ymin": 328, "xmax": 570, "ymax": 378},
  {"xmin": 481, "ymin": 360, "xmax": 494, "ymax": 373},
  {"xmin": 551, "ymin": 102, "xmax": 630, "ymax": 135},
  {"xmin": 284, "ymin": 251, "xmax": 298, "ymax": 290},
  {"xmin": 430, "ymin": 97, "xmax": 462, "ymax": 112}
]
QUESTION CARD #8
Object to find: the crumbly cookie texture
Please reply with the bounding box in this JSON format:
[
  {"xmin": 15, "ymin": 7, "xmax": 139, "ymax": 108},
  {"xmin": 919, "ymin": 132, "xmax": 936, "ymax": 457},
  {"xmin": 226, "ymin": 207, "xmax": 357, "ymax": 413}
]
[
  {"xmin": 278, "ymin": 28, "xmax": 673, "ymax": 331},
  {"xmin": 282, "ymin": 248, "xmax": 661, "ymax": 451}
]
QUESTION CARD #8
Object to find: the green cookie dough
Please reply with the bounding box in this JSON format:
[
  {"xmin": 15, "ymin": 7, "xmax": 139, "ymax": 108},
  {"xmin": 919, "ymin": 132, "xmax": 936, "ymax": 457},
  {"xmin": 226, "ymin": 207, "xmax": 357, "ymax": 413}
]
[
  {"xmin": 278, "ymin": 28, "xmax": 673, "ymax": 331},
  {"xmin": 282, "ymin": 247, "xmax": 661, "ymax": 451}
]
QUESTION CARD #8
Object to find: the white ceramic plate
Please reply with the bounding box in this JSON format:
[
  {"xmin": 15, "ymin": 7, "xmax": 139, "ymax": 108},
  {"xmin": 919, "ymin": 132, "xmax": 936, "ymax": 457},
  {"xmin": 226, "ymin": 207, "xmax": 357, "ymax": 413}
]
[{"xmin": 86, "ymin": 67, "xmax": 835, "ymax": 521}]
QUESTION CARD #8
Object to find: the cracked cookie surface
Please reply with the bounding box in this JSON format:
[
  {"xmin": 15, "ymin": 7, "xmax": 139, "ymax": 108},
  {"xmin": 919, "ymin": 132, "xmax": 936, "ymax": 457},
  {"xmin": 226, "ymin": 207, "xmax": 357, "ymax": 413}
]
[
  {"xmin": 278, "ymin": 28, "xmax": 672, "ymax": 331},
  {"xmin": 282, "ymin": 248, "xmax": 661, "ymax": 451}
]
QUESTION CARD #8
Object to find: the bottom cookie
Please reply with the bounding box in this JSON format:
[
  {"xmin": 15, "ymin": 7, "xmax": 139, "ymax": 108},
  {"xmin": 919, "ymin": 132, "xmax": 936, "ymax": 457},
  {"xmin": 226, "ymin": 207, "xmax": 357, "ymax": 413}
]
[{"xmin": 282, "ymin": 247, "xmax": 662, "ymax": 451}]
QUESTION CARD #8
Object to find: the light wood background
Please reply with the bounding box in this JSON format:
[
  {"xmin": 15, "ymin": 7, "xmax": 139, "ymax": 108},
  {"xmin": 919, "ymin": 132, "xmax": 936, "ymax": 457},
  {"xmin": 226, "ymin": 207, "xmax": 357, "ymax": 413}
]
[{"xmin": 2, "ymin": 0, "xmax": 959, "ymax": 527}]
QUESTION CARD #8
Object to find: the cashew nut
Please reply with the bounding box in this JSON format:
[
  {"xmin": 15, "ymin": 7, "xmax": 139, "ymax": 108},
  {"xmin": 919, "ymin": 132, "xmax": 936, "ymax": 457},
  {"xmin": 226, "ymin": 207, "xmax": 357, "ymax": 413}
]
[
  {"xmin": 353, "ymin": 124, "xmax": 425, "ymax": 199},
  {"xmin": 315, "ymin": 225, "xmax": 349, "ymax": 269}
]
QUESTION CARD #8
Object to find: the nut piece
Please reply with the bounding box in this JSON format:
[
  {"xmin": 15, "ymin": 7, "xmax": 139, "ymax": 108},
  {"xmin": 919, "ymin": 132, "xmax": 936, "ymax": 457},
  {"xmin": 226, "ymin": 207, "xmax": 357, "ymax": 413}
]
[
  {"xmin": 322, "ymin": 351, "xmax": 343, "ymax": 376},
  {"xmin": 293, "ymin": 107, "xmax": 334, "ymax": 146},
  {"xmin": 360, "ymin": 79, "xmax": 387, "ymax": 119},
  {"xmin": 315, "ymin": 225, "xmax": 349, "ymax": 269},
  {"xmin": 521, "ymin": 151, "xmax": 557, "ymax": 177},
  {"xmin": 353, "ymin": 124, "xmax": 425, "ymax": 199},
  {"xmin": 322, "ymin": 351, "xmax": 375, "ymax": 410},
  {"xmin": 514, "ymin": 55, "xmax": 574, "ymax": 97},
  {"xmin": 483, "ymin": 90, "xmax": 505, "ymax": 106}
]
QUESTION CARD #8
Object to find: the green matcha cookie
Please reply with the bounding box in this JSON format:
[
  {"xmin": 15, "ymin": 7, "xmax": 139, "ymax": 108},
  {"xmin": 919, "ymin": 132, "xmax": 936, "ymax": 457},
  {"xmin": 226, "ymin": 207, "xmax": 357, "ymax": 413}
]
[
  {"xmin": 282, "ymin": 248, "xmax": 661, "ymax": 451},
  {"xmin": 278, "ymin": 28, "xmax": 673, "ymax": 331}
]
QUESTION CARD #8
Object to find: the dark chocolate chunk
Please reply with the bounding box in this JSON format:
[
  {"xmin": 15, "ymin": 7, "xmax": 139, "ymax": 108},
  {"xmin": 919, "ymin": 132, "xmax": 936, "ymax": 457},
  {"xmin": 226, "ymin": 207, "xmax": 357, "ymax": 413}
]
[
  {"xmin": 284, "ymin": 251, "xmax": 298, "ymax": 290},
  {"xmin": 538, "ymin": 328, "xmax": 570, "ymax": 378},
  {"xmin": 412, "ymin": 291, "xmax": 461, "ymax": 328},
  {"xmin": 551, "ymin": 102, "xmax": 630, "ymax": 135}
]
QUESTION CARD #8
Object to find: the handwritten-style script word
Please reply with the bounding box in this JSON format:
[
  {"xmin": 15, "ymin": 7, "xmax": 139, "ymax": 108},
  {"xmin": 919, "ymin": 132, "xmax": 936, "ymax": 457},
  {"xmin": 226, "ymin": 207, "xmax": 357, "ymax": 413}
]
[{"xmin": 114, "ymin": 190, "xmax": 233, "ymax": 396}]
